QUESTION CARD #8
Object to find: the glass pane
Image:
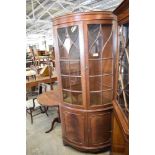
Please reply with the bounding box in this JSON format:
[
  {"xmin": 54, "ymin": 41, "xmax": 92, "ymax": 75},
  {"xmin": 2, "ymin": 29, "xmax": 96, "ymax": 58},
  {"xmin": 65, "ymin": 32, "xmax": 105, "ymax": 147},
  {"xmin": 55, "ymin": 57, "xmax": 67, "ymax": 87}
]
[
  {"xmin": 102, "ymin": 24, "xmax": 112, "ymax": 59},
  {"xmin": 89, "ymin": 77, "xmax": 101, "ymax": 91},
  {"xmin": 89, "ymin": 60, "xmax": 102, "ymax": 76},
  {"xmin": 88, "ymin": 24, "xmax": 100, "ymax": 47},
  {"xmin": 61, "ymin": 76, "xmax": 70, "ymax": 89},
  {"xmin": 58, "ymin": 27, "xmax": 66, "ymax": 43},
  {"xmin": 88, "ymin": 24, "xmax": 113, "ymax": 59},
  {"xmin": 119, "ymin": 53, "xmax": 128, "ymax": 74},
  {"xmin": 70, "ymin": 77, "xmax": 82, "ymax": 91},
  {"xmin": 59, "ymin": 45, "xmax": 70, "ymax": 59},
  {"xmin": 60, "ymin": 61, "xmax": 69, "ymax": 75},
  {"xmin": 102, "ymin": 36, "xmax": 113, "ymax": 58},
  {"xmin": 117, "ymin": 93, "xmax": 124, "ymax": 106},
  {"xmin": 67, "ymin": 26, "xmax": 79, "ymax": 42},
  {"xmin": 63, "ymin": 35, "xmax": 72, "ymax": 57},
  {"xmin": 102, "ymin": 90, "xmax": 113, "ymax": 104},
  {"xmin": 58, "ymin": 28, "xmax": 69, "ymax": 59},
  {"xmin": 89, "ymin": 35, "xmax": 103, "ymax": 59},
  {"xmin": 88, "ymin": 24, "xmax": 102, "ymax": 59},
  {"xmin": 68, "ymin": 26, "xmax": 80, "ymax": 59},
  {"xmin": 122, "ymin": 74, "xmax": 129, "ymax": 87},
  {"xmin": 69, "ymin": 61, "xmax": 81, "ymax": 76},
  {"xmin": 102, "ymin": 59, "xmax": 113, "ymax": 74},
  {"xmin": 71, "ymin": 92, "xmax": 82, "ymax": 105},
  {"xmin": 102, "ymin": 75, "xmax": 113, "ymax": 90},
  {"xmin": 57, "ymin": 26, "xmax": 79, "ymax": 59},
  {"xmin": 90, "ymin": 92, "xmax": 101, "ymax": 105},
  {"xmin": 63, "ymin": 90, "xmax": 72, "ymax": 104},
  {"xmin": 69, "ymin": 41, "xmax": 80, "ymax": 59},
  {"xmin": 88, "ymin": 24, "xmax": 100, "ymax": 42}
]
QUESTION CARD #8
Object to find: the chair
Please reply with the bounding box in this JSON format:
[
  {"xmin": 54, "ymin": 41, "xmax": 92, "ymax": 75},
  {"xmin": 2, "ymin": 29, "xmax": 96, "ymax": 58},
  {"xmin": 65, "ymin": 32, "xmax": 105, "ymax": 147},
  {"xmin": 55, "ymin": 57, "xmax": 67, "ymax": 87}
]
[
  {"xmin": 26, "ymin": 69, "xmax": 37, "ymax": 81},
  {"xmin": 26, "ymin": 83, "xmax": 51, "ymax": 124}
]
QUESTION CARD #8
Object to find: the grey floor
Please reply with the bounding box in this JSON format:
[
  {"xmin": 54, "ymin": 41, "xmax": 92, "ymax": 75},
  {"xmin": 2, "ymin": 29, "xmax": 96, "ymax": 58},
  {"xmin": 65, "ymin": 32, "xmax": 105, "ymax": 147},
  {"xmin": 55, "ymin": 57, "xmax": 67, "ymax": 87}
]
[{"xmin": 26, "ymin": 108, "xmax": 110, "ymax": 155}]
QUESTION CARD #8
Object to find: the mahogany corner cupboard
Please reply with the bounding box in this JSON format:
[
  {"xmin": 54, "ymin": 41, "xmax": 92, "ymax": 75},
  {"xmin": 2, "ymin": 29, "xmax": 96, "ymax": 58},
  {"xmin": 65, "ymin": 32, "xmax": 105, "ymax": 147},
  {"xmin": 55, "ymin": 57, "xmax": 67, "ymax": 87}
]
[{"xmin": 53, "ymin": 11, "xmax": 117, "ymax": 152}]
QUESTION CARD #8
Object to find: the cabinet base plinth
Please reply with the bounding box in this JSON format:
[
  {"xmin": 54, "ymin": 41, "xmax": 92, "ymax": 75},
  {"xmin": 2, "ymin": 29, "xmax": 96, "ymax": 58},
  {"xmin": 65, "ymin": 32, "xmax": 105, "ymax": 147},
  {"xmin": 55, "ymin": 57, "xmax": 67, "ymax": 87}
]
[
  {"xmin": 62, "ymin": 139, "xmax": 111, "ymax": 153},
  {"xmin": 63, "ymin": 140, "xmax": 69, "ymax": 146}
]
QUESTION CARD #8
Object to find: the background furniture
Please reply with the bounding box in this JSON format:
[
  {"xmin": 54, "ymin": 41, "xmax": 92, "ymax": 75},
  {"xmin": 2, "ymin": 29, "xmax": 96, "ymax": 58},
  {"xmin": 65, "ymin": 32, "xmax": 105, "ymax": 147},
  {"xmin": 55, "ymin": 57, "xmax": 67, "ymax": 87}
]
[
  {"xmin": 26, "ymin": 83, "xmax": 50, "ymax": 124},
  {"xmin": 37, "ymin": 50, "xmax": 46, "ymax": 56},
  {"xmin": 26, "ymin": 60, "xmax": 33, "ymax": 68},
  {"xmin": 26, "ymin": 50, "xmax": 33, "ymax": 67},
  {"xmin": 53, "ymin": 11, "xmax": 117, "ymax": 152},
  {"xmin": 111, "ymin": 0, "xmax": 129, "ymax": 155},
  {"xmin": 26, "ymin": 69, "xmax": 57, "ymax": 89},
  {"xmin": 26, "ymin": 69, "xmax": 36, "ymax": 81},
  {"xmin": 37, "ymin": 90, "xmax": 60, "ymax": 133}
]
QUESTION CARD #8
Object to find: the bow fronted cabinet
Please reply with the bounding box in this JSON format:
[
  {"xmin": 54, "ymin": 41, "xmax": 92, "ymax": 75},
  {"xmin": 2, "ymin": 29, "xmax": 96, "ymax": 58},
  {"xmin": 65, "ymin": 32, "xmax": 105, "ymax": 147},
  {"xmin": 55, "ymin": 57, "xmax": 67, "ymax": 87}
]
[{"xmin": 53, "ymin": 0, "xmax": 129, "ymax": 153}]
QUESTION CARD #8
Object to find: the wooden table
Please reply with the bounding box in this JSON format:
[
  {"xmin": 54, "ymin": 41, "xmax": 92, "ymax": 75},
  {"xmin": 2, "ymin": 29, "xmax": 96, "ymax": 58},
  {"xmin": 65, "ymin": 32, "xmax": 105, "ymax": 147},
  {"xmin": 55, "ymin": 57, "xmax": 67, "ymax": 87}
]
[
  {"xmin": 37, "ymin": 90, "xmax": 61, "ymax": 133},
  {"xmin": 26, "ymin": 75, "xmax": 57, "ymax": 89}
]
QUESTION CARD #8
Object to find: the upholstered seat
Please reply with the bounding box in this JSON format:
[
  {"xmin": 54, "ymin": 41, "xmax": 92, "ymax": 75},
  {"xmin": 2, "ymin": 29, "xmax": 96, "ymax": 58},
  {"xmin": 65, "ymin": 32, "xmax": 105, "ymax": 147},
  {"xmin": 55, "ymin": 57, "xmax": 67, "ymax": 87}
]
[
  {"xmin": 26, "ymin": 70, "xmax": 36, "ymax": 76},
  {"xmin": 26, "ymin": 99, "xmax": 40, "ymax": 109}
]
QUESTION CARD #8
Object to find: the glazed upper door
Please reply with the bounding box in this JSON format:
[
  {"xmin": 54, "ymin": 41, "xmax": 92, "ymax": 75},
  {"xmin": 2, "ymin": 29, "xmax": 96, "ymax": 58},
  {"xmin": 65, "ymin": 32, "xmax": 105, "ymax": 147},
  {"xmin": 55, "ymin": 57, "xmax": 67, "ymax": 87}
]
[
  {"xmin": 57, "ymin": 24, "xmax": 83, "ymax": 107},
  {"xmin": 116, "ymin": 24, "xmax": 129, "ymax": 117},
  {"xmin": 87, "ymin": 22, "xmax": 114, "ymax": 107}
]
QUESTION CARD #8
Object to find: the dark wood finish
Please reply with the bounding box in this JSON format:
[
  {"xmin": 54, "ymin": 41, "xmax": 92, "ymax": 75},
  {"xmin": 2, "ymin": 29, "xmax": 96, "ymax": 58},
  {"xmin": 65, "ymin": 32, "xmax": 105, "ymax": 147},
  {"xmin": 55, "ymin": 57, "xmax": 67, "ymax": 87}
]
[
  {"xmin": 111, "ymin": 111, "xmax": 128, "ymax": 155},
  {"xmin": 53, "ymin": 11, "xmax": 117, "ymax": 26},
  {"xmin": 88, "ymin": 110, "xmax": 112, "ymax": 146},
  {"xmin": 113, "ymin": 101, "xmax": 128, "ymax": 140},
  {"xmin": 62, "ymin": 107, "xmax": 86, "ymax": 145},
  {"xmin": 111, "ymin": 1, "xmax": 129, "ymax": 155},
  {"xmin": 37, "ymin": 90, "xmax": 61, "ymax": 133},
  {"xmin": 37, "ymin": 50, "xmax": 46, "ymax": 56},
  {"xmin": 37, "ymin": 91, "xmax": 60, "ymax": 106},
  {"xmin": 61, "ymin": 105, "xmax": 113, "ymax": 153},
  {"xmin": 53, "ymin": 11, "xmax": 117, "ymax": 152},
  {"xmin": 111, "ymin": 102, "xmax": 129, "ymax": 155},
  {"xmin": 113, "ymin": 0, "xmax": 129, "ymax": 25}
]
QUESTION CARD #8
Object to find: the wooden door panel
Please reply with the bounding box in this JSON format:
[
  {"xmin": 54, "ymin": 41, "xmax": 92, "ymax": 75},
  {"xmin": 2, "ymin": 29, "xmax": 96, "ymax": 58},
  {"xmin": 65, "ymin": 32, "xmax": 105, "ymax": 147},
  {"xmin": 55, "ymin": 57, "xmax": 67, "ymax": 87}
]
[
  {"xmin": 88, "ymin": 111, "xmax": 112, "ymax": 146},
  {"xmin": 63, "ymin": 110, "xmax": 85, "ymax": 145}
]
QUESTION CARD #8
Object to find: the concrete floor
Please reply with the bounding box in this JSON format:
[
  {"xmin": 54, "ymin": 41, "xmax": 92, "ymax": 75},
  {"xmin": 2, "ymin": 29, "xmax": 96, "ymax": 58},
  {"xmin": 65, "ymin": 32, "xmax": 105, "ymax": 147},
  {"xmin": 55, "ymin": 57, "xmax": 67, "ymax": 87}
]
[{"xmin": 26, "ymin": 108, "xmax": 110, "ymax": 155}]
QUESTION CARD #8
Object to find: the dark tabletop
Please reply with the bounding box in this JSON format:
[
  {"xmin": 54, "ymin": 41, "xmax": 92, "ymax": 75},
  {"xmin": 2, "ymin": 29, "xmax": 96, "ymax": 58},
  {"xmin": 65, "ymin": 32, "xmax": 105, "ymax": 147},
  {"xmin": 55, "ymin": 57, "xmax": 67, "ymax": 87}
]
[{"xmin": 37, "ymin": 90, "xmax": 60, "ymax": 106}]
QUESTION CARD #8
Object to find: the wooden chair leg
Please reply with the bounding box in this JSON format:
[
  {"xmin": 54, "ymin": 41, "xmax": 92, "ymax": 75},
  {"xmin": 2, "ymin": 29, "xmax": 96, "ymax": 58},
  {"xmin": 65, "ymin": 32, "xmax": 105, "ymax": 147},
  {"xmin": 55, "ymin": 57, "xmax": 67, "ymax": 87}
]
[
  {"xmin": 39, "ymin": 106, "xmax": 44, "ymax": 113},
  {"xmin": 39, "ymin": 106, "xmax": 48, "ymax": 117}
]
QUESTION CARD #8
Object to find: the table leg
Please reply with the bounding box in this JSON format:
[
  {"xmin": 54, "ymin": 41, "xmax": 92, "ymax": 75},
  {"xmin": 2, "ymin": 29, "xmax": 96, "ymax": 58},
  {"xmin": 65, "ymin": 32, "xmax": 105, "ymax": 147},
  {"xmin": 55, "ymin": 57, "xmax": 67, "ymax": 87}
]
[{"xmin": 45, "ymin": 106, "xmax": 60, "ymax": 133}]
